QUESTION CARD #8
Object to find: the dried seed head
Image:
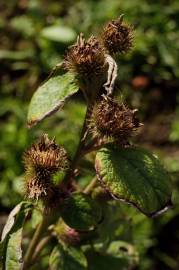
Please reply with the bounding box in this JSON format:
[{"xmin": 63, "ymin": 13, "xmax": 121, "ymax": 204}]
[
  {"xmin": 64, "ymin": 33, "xmax": 106, "ymax": 79},
  {"xmin": 23, "ymin": 134, "xmax": 68, "ymax": 200},
  {"xmin": 24, "ymin": 134, "xmax": 67, "ymax": 174},
  {"xmin": 26, "ymin": 176, "xmax": 54, "ymax": 200},
  {"xmin": 90, "ymin": 97, "xmax": 141, "ymax": 141},
  {"xmin": 102, "ymin": 16, "xmax": 133, "ymax": 55}
]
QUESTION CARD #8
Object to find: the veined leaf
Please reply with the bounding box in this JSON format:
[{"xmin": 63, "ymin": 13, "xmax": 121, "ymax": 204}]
[
  {"xmin": 95, "ymin": 145, "xmax": 172, "ymax": 217},
  {"xmin": 49, "ymin": 243, "xmax": 87, "ymax": 270},
  {"xmin": 27, "ymin": 72, "xmax": 79, "ymax": 127},
  {"xmin": 60, "ymin": 193, "xmax": 102, "ymax": 231},
  {"xmin": 0, "ymin": 201, "xmax": 32, "ymax": 270}
]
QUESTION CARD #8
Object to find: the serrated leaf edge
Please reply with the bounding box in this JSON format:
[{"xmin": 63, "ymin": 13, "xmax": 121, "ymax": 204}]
[{"xmin": 95, "ymin": 156, "xmax": 173, "ymax": 218}]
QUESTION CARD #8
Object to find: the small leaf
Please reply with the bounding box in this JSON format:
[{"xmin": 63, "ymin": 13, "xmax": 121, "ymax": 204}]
[
  {"xmin": 10, "ymin": 16, "xmax": 35, "ymax": 37},
  {"xmin": 41, "ymin": 26, "xmax": 76, "ymax": 43},
  {"xmin": 27, "ymin": 72, "xmax": 79, "ymax": 127},
  {"xmin": 0, "ymin": 202, "xmax": 32, "ymax": 270},
  {"xmin": 1, "ymin": 204, "xmax": 23, "ymax": 242},
  {"xmin": 5, "ymin": 227, "xmax": 23, "ymax": 270},
  {"xmin": 95, "ymin": 145, "xmax": 172, "ymax": 217},
  {"xmin": 49, "ymin": 243, "xmax": 87, "ymax": 270},
  {"xmin": 1, "ymin": 202, "xmax": 32, "ymax": 241},
  {"xmin": 60, "ymin": 193, "xmax": 102, "ymax": 231}
]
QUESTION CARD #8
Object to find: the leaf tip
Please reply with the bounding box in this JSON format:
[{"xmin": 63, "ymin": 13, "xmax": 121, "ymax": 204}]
[
  {"xmin": 149, "ymin": 199, "xmax": 173, "ymax": 218},
  {"xmin": 27, "ymin": 119, "xmax": 37, "ymax": 128}
]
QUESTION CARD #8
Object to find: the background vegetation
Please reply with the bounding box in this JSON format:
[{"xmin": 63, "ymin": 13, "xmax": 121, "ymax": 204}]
[{"xmin": 1, "ymin": 0, "xmax": 179, "ymax": 269}]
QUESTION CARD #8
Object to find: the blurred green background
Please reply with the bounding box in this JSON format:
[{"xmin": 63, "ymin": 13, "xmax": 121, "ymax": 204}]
[{"xmin": 1, "ymin": 0, "xmax": 179, "ymax": 269}]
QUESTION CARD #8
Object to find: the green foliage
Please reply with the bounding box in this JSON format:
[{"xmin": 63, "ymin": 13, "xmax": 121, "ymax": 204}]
[
  {"xmin": 95, "ymin": 144, "xmax": 172, "ymax": 216},
  {"xmin": 85, "ymin": 249, "xmax": 129, "ymax": 270},
  {"xmin": 41, "ymin": 26, "xmax": 76, "ymax": 43},
  {"xmin": 1, "ymin": 0, "xmax": 179, "ymax": 208},
  {"xmin": 170, "ymin": 117, "xmax": 179, "ymax": 143},
  {"xmin": 1, "ymin": 1, "xmax": 179, "ymax": 269},
  {"xmin": 27, "ymin": 71, "xmax": 79, "ymax": 127},
  {"xmin": 0, "ymin": 100, "xmax": 85, "ymax": 208},
  {"xmin": 49, "ymin": 243, "xmax": 87, "ymax": 270},
  {"xmin": 60, "ymin": 193, "xmax": 102, "ymax": 231},
  {"xmin": 0, "ymin": 202, "xmax": 32, "ymax": 270}
]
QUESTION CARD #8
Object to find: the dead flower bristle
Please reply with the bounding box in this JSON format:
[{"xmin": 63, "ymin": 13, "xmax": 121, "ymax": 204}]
[
  {"xmin": 24, "ymin": 134, "xmax": 67, "ymax": 173},
  {"xmin": 102, "ymin": 15, "xmax": 133, "ymax": 55},
  {"xmin": 89, "ymin": 96, "xmax": 142, "ymax": 141},
  {"xmin": 64, "ymin": 33, "xmax": 106, "ymax": 78},
  {"xmin": 23, "ymin": 134, "xmax": 68, "ymax": 201}
]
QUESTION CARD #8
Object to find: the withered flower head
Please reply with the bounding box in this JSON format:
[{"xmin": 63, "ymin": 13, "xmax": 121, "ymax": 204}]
[
  {"xmin": 64, "ymin": 33, "xmax": 106, "ymax": 78},
  {"xmin": 24, "ymin": 134, "xmax": 67, "ymax": 173},
  {"xmin": 90, "ymin": 96, "xmax": 142, "ymax": 141},
  {"xmin": 102, "ymin": 15, "xmax": 133, "ymax": 55},
  {"xmin": 23, "ymin": 134, "xmax": 68, "ymax": 200}
]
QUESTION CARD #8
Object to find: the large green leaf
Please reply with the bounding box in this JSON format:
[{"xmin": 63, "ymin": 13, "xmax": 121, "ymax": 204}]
[
  {"xmin": 49, "ymin": 243, "xmax": 87, "ymax": 270},
  {"xmin": 95, "ymin": 145, "xmax": 172, "ymax": 217},
  {"xmin": 0, "ymin": 202, "xmax": 32, "ymax": 270},
  {"xmin": 60, "ymin": 193, "xmax": 102, "ymax": 231},
  {"xmin": 27, "ymin": 72, "xmax": 79, "ymax": 127}
]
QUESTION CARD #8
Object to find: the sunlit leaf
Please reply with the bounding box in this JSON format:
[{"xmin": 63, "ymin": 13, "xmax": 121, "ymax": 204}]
[
  {"xmin": 27, "ymin": 72, "xmax": 79, "ymax": 127},
  {"xmin": 0, "ymin": 202, "xmax": 32, "ymax": 270},
  {"xmin": 95, "ymin": 144, "xmax": 172, "ymax": 217}
]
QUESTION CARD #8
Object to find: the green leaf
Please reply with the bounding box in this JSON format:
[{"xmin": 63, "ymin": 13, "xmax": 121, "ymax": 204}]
[
  {"xmin": 0, "ymin": 50, "xmax": 33, "ymax": 61},
  {"xmin": 1, "ymin": 202, "xmax": 32, "ymax": 241},
  {"xmin": 49, "ymin": 243, "xmax": 87, "ymax": 270},
  {"xmin": 5, "ymin": 227, "xmax": 23, "ymax": 270},
  {"xmin": 27, "ymin": 72, "xmax": 79, "ymax": 127},
  {"xmin": 41, "ymin": 26, "xmax": 76, "ymax": 43},
  {"xmin": 107, "ymin": 240, "xmax": 138, "ymax": 262},
  {"xmin": 85, "ymin": 250, "xmax": 129, "ymax": 270},
  {"xmin": 0, "ymin": 202, "xmax": 32, "ymax": 270},
  {"xmin": 10, "ymin": 16, "xmax": 35, "ymax": 37},
  {"xmin": 60, "ymin": 193, "xmax": 102, "ymax": 231},
  {"xmin": 95, "ymin": 145, "xmax": 172, "ymax": 217}
]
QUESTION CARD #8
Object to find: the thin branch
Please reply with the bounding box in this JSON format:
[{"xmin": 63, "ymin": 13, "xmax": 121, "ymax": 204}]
[
  {"xmin": 63, "ymin": 102, "xmax": 93, "ymax": 183},
  {"xmin": 83, "ymin": 176, "xmax": 98, "ymax": 194},
  {"xmin": 23, "ymin": 212, "xmax": 47, "ymax": 270},
  {"xmin": 82, "ymin": 140, "xmax": 107, "ymax": 156},
  {"xmin": 31, "ymin": 235, "xmax": 52, "ymax": 263}
]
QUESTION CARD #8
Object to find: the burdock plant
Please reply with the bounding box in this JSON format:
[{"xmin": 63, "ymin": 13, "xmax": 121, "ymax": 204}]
[{"xmin": 0, "ymin": 16, "xmax": 172, "ymax": 270}]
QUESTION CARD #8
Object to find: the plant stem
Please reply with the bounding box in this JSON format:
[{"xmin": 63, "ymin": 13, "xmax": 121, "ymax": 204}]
[
  {"xmin": 23, "ymin": 213, "xmax": 47, "ymax": 270},
  {"xmin": 63, "ymin": 102, "xmax": 93, "ymax": 183},
  {"xmin": 31, "ymin": 235, "xmax": 52, "ymax": 263},
  {"xmin": 82, "ymin": 141, "xmax": 106, "ymax": 156},
  {"xmin": 84, "ymin": 176, "xmax": 98, "ymax": 194}
]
